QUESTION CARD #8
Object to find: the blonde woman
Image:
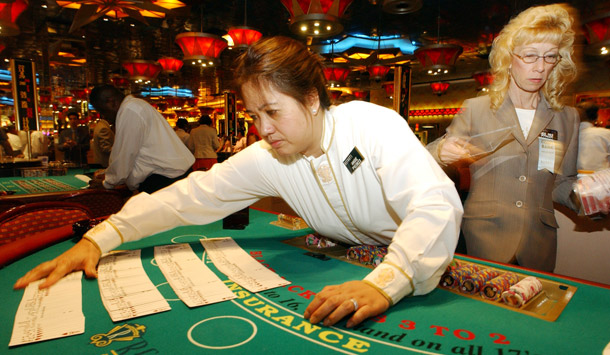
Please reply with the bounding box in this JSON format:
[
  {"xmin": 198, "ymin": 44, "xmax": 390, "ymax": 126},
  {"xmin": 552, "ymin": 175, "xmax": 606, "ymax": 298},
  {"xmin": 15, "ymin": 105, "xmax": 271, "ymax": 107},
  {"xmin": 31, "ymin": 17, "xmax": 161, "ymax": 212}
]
[{"xmin": 428, "ymin": 4, "xmax": 580, "ymax": 271}]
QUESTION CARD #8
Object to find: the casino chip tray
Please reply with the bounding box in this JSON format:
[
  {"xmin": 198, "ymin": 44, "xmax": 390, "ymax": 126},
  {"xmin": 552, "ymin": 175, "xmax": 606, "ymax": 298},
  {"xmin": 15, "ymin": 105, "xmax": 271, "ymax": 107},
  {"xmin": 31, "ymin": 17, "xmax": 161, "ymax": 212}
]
[
  {"xmin": 439, "ymin": 259, "xmax": 577, "ymax": 322},
  {"xmin": 282, "ymin": 235, "xmax": 577, "ymax": 322},
  {"xmin": 281, "ymin": 234, "xmax": 378, "ymax": 269}
]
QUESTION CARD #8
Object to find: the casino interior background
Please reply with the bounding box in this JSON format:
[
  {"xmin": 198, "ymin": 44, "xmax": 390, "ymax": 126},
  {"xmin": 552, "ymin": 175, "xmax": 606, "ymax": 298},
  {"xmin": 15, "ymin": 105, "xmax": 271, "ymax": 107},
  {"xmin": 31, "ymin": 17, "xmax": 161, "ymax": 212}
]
[
  {"xmin": 0, "ymin": 0, "xmax": 609, "ymax": 142},
  {"xmin": 0, "ymin": 1, "xmax": 609, "ymax": 284}
]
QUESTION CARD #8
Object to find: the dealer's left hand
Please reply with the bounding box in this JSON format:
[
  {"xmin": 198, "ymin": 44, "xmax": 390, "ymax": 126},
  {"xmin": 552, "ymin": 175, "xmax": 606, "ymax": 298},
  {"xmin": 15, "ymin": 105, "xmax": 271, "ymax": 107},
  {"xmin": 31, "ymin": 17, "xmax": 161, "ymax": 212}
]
[{"xmin": 304, "ymin": 280, "xmax": 389, "ymax": 328}]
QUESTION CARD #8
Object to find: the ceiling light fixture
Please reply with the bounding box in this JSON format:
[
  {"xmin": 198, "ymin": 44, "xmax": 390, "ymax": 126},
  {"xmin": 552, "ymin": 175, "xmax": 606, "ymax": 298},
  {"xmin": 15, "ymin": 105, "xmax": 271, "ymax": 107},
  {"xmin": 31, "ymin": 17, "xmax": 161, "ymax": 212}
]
[
  {"xmin": 281, "ymin": 0, "xmax": 354, "ymax": 38},
  {"xmin": 382, "ymin": 82, "xmax": 394, "ymax": 98},
  {"xmin": 176, "ymin": 5, "xmax": 228, "ymax": 67},
  {"xmin": 414, "ymin": 44, "xmax": 462, "ymax": 75},
  {"xmin": 382, "ymin": 0, "xmax": 422, "ymax": 15},
  {"xmin": 414, "ymin": 5, "xmax": 462, "ymax": 75},
  {"xmin": 228, "ymin": 27, "xmax": 262, "ymax": 48},
  {"xmin": 472, "ymin": 70, "xmax": 494, "ymax": 91},
  {"xmin": 353, "ymin": 90, "xmax": 368, "ymax": 100},
  {"xmin": 57, "ymin": 0, "xmax": 186, "ymax": 33},
  {"xmin": 175, "ymin": 32, "xmax": 227, "ymax": 66},
  {"xmin": 122, "ymin": 60, "xmax": 162, "ymax": 82},
  {"xmin": 324, "ymin": 63, "xmax": 350, "ymax": 88},
  {"xmin": 158, "ymin": 19, "xmax": 183, "ymax": 75},
  {"xmin": 430, "ymin": 81, "xmax": 449, "ymax": 96},
  {"xmin": 583, "ymin": 11, "xmax": 610, "ymax": 56},
  {"xmin": 228, "ymin": 0, "xmax": 262, "ymax": 48},
  {"xmin": 367, "ymin": 63, "xmax": 390, "ymax": 81},
  {"xmin": 323, "ymin": 41, "xmax": 350, "ymax": 88},
  {"xmin": 158, "ymin": 57, "xmax": 183, "ymax": 74},
  {"xmin": 366, "ymin": 32, "xmax": 391, "ymax": 82},
  {"xmin": 329, "ymin": 89, "xmax": 342, "ymax": 101},
  {"xmin": 0, "ymin": 0, "xmax": 28, "ymax": 36}
]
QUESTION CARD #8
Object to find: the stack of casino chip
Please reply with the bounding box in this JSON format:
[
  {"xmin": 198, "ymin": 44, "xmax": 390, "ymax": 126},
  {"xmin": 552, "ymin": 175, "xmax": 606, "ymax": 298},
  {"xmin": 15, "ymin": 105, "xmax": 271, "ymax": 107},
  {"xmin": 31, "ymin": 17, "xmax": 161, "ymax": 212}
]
[
  {"xmin": 460, "ymin": 268, "xmax": 500, "ymax": 294},
  {"xmin": 501, "ymin": 276, "xmax": 543, "ymax": 307},
  {"xmin": 440, "ymin": 264, "xmax": 480, "ymax": 289},
  {"xmin": 305, "ymin": 234, "xmax": 337, "ymax": 248},
  {"xmin": 439, "ymin": 259, "xmax": 460, "ymax": 286},
  {"xmin": 446, "ymin": 259, "xmax": 461, "ymax": 270},
  {"xmin": 346, "ymin": 245, "xmax": 388, "ymax": 266},
  {"xmin": 480, "ymin": 272, "xmax": 519, "ymax": 301}
]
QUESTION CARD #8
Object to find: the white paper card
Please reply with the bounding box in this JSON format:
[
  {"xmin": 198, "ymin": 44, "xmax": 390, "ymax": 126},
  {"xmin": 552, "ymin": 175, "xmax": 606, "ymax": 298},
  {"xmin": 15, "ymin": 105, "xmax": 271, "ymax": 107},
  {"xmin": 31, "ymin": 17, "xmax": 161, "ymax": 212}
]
[
  {"xmin": 200, "ymin": 237, "xmax": 290, "ymax": 292},
  {"xmin": 155, "ymin": 243, "xmax": 236, "ymax": 307},
  {"xmin": 98, "ymin": 250, "xmax": 171, "ymax": 322},
  {"xmin": 10, "ymin": 271, "xmax": 85, "ymax": 347}
]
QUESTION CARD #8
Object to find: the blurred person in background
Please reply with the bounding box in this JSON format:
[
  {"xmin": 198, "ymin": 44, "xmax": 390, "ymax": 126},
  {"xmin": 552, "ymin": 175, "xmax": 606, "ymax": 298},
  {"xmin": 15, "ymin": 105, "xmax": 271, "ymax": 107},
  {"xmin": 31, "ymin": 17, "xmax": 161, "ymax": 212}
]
[
  {"xmin": 577, "ymin": 101, "xmax": 610, "ymax": 172},
  {"xmin": 188, "ymin": 114, "xmax": 219, "ymax": 171}
]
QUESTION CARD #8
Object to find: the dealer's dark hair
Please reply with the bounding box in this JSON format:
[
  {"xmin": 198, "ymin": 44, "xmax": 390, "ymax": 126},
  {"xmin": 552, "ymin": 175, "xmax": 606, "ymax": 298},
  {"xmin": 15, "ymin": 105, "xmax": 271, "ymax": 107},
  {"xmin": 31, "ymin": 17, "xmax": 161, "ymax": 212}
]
[{"xmin": 233, "ymin": 36, "xmax": 331, "ymax": 111}]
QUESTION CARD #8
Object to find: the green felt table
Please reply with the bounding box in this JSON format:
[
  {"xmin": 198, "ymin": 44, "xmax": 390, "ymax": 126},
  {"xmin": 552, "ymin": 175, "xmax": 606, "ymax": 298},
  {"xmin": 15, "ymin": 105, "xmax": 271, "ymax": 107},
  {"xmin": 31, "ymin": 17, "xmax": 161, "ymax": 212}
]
[
  {"xmin": 0, "ymin": 169, "xmax": 89, "ymax": 195},
  {"xmin": 1, "ymin": 209, "xmax": 609, "ymax": 354}
]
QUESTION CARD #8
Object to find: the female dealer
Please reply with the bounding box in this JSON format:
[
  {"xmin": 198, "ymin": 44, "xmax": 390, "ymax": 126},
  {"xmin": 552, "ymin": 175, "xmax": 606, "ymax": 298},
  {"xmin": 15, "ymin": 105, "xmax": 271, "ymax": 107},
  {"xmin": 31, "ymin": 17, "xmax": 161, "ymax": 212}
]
[{"xmin": 15, "ymin": 36, "xmax": 462, "ymax": 328}]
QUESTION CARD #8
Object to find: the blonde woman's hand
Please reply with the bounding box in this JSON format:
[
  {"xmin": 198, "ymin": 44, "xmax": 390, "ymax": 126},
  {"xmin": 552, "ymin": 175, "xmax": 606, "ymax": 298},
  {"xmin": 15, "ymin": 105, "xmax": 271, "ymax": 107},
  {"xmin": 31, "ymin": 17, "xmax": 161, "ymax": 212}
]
[{"xmin": 439, "ymin": 136, "xmax": 483, "ymax": 165}]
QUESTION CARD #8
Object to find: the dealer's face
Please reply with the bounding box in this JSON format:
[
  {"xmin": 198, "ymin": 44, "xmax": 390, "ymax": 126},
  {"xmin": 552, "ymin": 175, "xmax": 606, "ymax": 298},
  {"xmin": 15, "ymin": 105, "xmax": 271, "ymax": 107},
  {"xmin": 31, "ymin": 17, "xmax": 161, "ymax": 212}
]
[{"xmin": 242, "ymin": 81, "xmax": 322, "ymax": 157}]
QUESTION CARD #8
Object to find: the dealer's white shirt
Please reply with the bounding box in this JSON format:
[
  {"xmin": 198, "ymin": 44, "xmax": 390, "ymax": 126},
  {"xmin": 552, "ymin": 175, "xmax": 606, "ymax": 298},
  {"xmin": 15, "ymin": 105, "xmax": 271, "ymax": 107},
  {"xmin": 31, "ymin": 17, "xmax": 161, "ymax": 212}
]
[
  {"xmin": 87, "ymin": 101, "xmax": 463, "ymax": 305},
  {"xmin": 103, "ymin": 95, "xmax": 194, "ymax": 190}
]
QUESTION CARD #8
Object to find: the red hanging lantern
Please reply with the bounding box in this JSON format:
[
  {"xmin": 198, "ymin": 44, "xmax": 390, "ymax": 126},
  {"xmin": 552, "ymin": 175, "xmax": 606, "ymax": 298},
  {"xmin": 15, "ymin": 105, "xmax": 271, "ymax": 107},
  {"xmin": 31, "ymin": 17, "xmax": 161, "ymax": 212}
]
[
  {"xmin": 70, "ymin": 88, "xmax": 89, "ymax": 100},
  {"xmin": 281, "ymin": 0, "xmax": 354, "ymax": 38},
  {"xmin": 39, "ymin": 94, "xmax": 51, "ymax": 104},
  {"xmin": 57, "ymin": 95, "xmax": 74, "ymax": 106},
  {"xmin": 200, "ymin": 106, "xmax": 215, "ymax": 115},
  {"xmin": 0, "ymin": 0, "xmax": 28, "ymax": 36},
  {"xmin": 367, "ymin": 64, "xmax": 390, "ymax": 81},
  {"xmin": 158, "ymin": 57, "xmax": 184, "ymax": 74},
  {"xmin": 185, "ymin": 97, "xmax": 199, "ymax": 107},
  {"xmin": 382, "ymin": 82, "xmax": 394, "ymax": 97},
  {"xmin": 414, "ymin": 44, "xmax": 463, "ymax": 75},
  {"xmin": 583, "ymin": 12, "xmax": 610, "ymax": 55},
  {"xmin": 111, "ymin": 75, "xmax": 130, "ymax": 88},
  {"xmin": 166, "ymin": 97, "xmax": 185, "ymax": 108},
  {"xmin": 430, "ymin": 82, "xmax": 450, "ymax": 96},
  {"xmin": 353, "ymin": 90, "xmax": 368, "ymax": 100},
  {"xmin": 472, "ymin": 70, "xmax": 494, "ymax": 90},
  {"xmin": 228, "ymin": 26, "xmax": 262, "ymax": 48},
  {"xmin": 329, "ymin": 89, "xmax": 342, "ymax": 100},
  {"xmin": 122, "ymin": 60, "xmax": 162, "ymax": 81},
  {"xmin": 324, "ymin": 63, "xmax": 350, "ymax": 87},
  {"xmin": 175, "ymin": 32, "xmax": 227, "ymax": 66}
]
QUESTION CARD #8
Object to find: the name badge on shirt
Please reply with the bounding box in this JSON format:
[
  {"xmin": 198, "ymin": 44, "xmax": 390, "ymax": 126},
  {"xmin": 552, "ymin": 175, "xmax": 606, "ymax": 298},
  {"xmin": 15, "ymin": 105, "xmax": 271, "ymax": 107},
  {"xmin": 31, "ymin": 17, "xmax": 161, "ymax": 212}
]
[
  {"xmin": 540, "ymin": 129, "xmax": 558, "ymax": 140},
  {"xmin": 343, "ymin": 147, "xmax": 364, "ymax": 174},
  {"xmin": 538, "ymin": 129, "xmax": 558, "ymax": 172}
]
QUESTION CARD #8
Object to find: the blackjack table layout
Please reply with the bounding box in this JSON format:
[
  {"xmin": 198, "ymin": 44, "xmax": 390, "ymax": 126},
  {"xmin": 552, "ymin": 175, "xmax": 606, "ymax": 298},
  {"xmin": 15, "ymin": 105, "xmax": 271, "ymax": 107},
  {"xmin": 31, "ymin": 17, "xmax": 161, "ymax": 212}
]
[
  {"xmin": 0, "ymin": 169, "xmax": 89, "ymax": 195},
  {"xmin": 1, "ymin": 209, "xmax": 609, "ymax": 355}
]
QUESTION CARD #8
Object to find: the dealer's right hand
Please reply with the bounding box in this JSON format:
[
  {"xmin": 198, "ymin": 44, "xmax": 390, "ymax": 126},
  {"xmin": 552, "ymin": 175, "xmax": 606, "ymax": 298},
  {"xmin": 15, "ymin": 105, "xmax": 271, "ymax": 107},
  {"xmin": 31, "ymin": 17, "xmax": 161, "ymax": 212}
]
[{"xmin": 13, "ymin": 238, "xmax": 101, "ymax": 290}]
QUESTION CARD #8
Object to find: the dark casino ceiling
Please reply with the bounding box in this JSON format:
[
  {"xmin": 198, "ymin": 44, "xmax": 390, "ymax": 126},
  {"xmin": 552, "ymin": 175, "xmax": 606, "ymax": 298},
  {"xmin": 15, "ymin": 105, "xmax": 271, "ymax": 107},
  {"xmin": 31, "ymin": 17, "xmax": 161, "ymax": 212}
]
[{"xmin": 1, "ymin": 0, "xmax": 608, "ymax": 97}]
